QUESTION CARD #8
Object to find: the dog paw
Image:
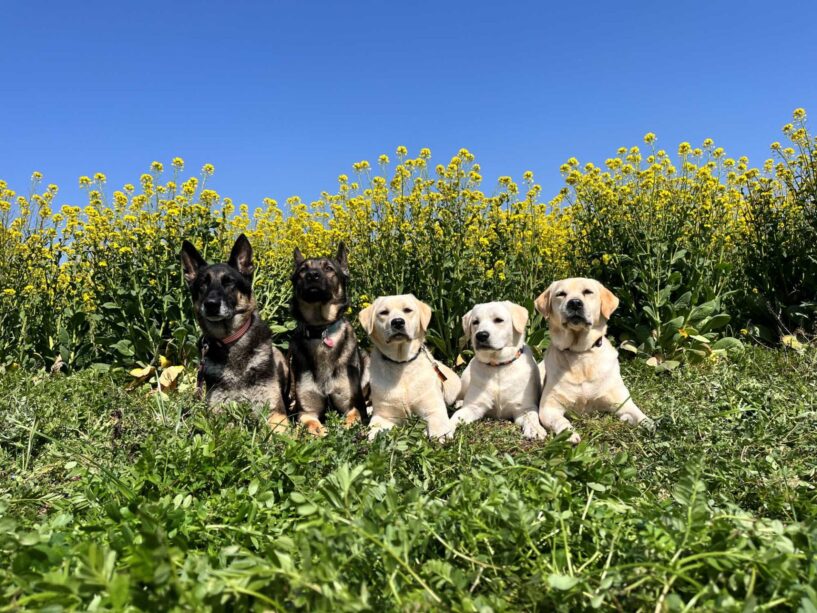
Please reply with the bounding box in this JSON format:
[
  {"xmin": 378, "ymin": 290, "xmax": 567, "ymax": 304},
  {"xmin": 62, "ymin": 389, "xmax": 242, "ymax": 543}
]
[
  {"xmin": 567, "ymin": 431, "xmax": 582, "ymax": 445},
  {"xmin": 305, "ymin": 420, "xmax": 327, "ymax": 437},
  {"xmin": 267, "ymin": 413, "xmax": 290, "ymax": 433},
  {"xmin": 638, "ymin": 416, "xmax": 656, "ymax": 433},
  {"xmin": 343, "ymin": 409, "xmax": 362, "ymax": 428},
  {"xmin": 522, "ymin": 423, "xmax": 547, "ymax": 440}
]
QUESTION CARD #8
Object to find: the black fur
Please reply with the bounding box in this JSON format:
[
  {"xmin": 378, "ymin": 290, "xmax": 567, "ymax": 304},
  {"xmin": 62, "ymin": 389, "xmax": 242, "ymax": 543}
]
[
  {"xmin": 289, "ymin": 243, "xmax": 368, "ymax": 426},
  {"xmin": 180, "ymin": 235, "xmax": 289, "ymax": 421}
]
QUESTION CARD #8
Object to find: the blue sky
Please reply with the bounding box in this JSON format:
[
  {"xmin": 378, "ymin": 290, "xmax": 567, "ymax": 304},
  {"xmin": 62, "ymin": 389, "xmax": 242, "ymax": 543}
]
[{"xmin": 2, "ymin": 1, "xmax": 815, "ymax": 209}]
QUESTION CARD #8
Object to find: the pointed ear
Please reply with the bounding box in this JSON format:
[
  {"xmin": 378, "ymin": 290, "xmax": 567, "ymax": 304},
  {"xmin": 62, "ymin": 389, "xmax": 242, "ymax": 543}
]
[
  {"xmin": 358, "ymin": 300, "xmax": 377, "ymax": 336},
  {"xmin": 599, "ymin": 283, "xmax": 619, "ymax": 320},
  {"xmin": 534, "ymin": 283, "xmax": 555, "ymax": 318},
  {"xmin": 411, "ymin": 295, "xmax": 433, "ymax": 333},
  {"xmin": 506, "ymin": 301, "xmax": 529, "ymax": 334},
  {"xmin": 228, "ymin": 234, "xmax": 254, "ymax": 279},
  {"xmin": 293, "ymin": 247, "xmax": 305, "ymax": 268},
  {"xmin": 180, "ymin": 240, "xmax": 206, "ymax": 287},
  {"xmin": 336, "ymin": 242, "xmax": 349, "ymax": 276},
  {"xmin": 461, "ymin": 309, "xmax": 473, "ymax": 337}
]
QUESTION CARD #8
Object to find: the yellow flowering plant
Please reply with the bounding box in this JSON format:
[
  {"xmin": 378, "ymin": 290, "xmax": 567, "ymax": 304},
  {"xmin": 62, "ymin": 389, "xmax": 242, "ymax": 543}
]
[
  {"xmin": 0, "ymin": 109, "xmax": 813, "ymax": 372},
  {"xmin": 563, "ymin": 136, "xmax": 746, "ymax": 366}
]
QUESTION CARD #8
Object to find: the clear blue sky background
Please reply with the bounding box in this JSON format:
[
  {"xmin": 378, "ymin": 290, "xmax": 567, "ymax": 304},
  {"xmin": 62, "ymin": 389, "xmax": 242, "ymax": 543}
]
[{"xmin": 2, "ymin": 1, "xmax": 815, "ymax": 209}]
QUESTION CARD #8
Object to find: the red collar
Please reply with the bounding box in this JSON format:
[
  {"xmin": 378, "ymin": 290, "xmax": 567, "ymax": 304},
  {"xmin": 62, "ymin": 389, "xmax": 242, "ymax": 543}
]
[
  {"xmin": 212, "ymin": 314, "xmax": 254, "ymax": 347},
  {"xmin": 486, "ymin": 346, "xmax": 524, "ymax": 367}
]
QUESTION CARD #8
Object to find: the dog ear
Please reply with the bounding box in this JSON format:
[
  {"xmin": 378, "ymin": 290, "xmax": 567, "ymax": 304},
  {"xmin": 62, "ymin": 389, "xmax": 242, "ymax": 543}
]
[
  {"xmin": 180, "ymin": 240, "xmax": 207, "ymax": 287},
  {"xmin": 534, "ymin": 283, "xmax": 555, "ymax": 318},
  {"xmin": 461, "ymin": 309, "xmax": 473, "ymax": 337},
  {"xmin": 599, "ymin": 282, "xmax": 620, "ymax": 320},
  {"xmin": 228, "ymin": 234, "xmax": 254, "ymax": 280},
  {"xmin": 336, "ymin": 242, "xmax": 349, "ymax": 276},
  {"xmin": 293, "ymin": 247, "xmax": 305, "ymax": 268},
  {"xmin": 358, "ymin": 300, "xmax": 377, "ymax": 336},
  {"xmin": 506, "ymin": 301, "xmax": 529, "ymax": 334},
  {"xmin": 411, "ymin": 295, "xmax": 433, "ymax": 333}
]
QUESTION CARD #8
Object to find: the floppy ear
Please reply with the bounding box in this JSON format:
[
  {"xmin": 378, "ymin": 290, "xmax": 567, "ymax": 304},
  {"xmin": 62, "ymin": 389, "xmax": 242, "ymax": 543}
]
[
  {"xmin": 461, "ymin": 309, "xmax": 473, "ymax": 338},
  {"xmin": 358, "ymin": 299, "xmax": 377, "ymax": 336},
  {"xmin": 336, "ymin": 242, "xmax": 349, "ymax": 276},
  {"xmin": 293, "ymin": 247, "xmax": 305, "ymax": 268},
  {"xmin": 180, "ymin": 240, "xmax": 207, "ymax": 287},
  {"xmin": 411, "ymin": 295, "xmax": 433, "ymax": 333},
  {"xmin": 228, "ymin": 234, "xmax": 254, "ymax": 279},
  {"xmin": 506, "ymin": 301, "xmax": 529, "ymax": 334},
  {"xmin": 599, "ymin": 283, "xmax": 619, "ymax": 320},
  {"xmin": 534, "ymin": 283, "xmax": 555, "ymax": 318}
]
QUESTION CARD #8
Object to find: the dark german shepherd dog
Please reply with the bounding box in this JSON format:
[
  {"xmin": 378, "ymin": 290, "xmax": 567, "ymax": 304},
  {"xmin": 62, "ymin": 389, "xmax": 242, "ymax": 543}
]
[
  {"xmin": 180, "ymin": 234, "xmax": 289, "ymax": 431},
  {"xmin": 289, "ymin": 242, "xmax": 368, "ymax": 435}
]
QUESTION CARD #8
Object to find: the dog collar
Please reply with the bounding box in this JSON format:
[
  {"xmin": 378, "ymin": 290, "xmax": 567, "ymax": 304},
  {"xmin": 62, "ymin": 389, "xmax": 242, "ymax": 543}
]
[
  {"xmin": 564, "ymin": 336, "xmax": 604, "ymax": 353},
  {"xmin": 299, "ymin": 319, "xmax": 343, "ymax": 341},
  {"xmin": 196, "ymin": 314, "xmax": 254, "ymax": 399},
  {"xmin": 378, "ymin": 346, "xmax": 448, "ymax": 383},
  {"xmin": 485, "ymin": 346, "xmax": 525, "ymax": 367},
  {"xmin": 378, "ymin": 348, "xmax": 421, "ymax": 364}
]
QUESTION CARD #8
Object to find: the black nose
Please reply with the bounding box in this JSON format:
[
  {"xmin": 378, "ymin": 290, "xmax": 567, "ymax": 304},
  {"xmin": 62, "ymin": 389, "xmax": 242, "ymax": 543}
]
[
  {"xmin": 566, "ymin": 299, "xmax": 583, "ymax": 311},
  {"xmin": 305, "ymin": 270, "xmax": 320, "ymax": 282},
  {"xmin": 204, "ymin": 299, "xmax": 221, "ymax": 315},
  {"xmin": 475, "ymin": 331, "xmax": 490, "ymax": 342},
  {"xmin": 391, "ymin": 317, "xmax": 405, "ymax": 330}
]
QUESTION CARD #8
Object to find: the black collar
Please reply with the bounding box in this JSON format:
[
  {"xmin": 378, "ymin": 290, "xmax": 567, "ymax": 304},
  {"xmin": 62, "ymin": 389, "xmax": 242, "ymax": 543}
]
[
  {"xmin": 298, "ymin": 318, "xmax": 343, "ymax": 340},
  {"xmin": 566, "ymin": 336, "xmax": 604, "ymax": 353},
  {"xmin": 379, "ymin": 348, "xmax": 421, "ymax": 364}
]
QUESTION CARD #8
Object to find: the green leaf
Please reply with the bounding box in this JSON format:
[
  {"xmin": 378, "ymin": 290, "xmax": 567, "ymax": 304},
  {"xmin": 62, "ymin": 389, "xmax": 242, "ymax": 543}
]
[{"xmin": 547, "ymin": 574, "xmax": 580, "ymax": 590}]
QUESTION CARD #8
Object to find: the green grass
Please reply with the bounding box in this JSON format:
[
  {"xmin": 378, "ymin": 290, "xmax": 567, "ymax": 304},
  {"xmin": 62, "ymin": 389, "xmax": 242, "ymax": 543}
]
[{"xmin": 1, "ymin": 347, "xmax": 816, "ymax": 611}]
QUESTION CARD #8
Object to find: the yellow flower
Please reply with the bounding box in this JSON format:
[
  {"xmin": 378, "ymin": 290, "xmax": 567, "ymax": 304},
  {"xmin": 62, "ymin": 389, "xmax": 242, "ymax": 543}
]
[
  {"xmin": 94, "ymin": 172, "xmax": 107, "ymax": 183},
  {"xmin": 2, "ymin": 289, "xmax": 16, "ymax": 296},
  {"xmin": 172, "ymin": 157, "xmax": 185, "ymax": 169},
  {"xmin": 31, "ymin": 171, "xmax": 43, "ymax": 181},
  {"xmin": 643, "ymin": 132, "xmax": 656, "ymax": 144},
  {"xmin": 792, "ymin": 108, "xmax": 806, "ymax": 120},
  {"xmin": 396, "ymin": 145, "xmax": 408, "ymax": 157},
  {"xmin": 79, "ymin": 176, "xmax": 92, "ymax": 188},
  {"xmin": 151, "ymin": 161, "xmax": 164, "ymax": 173},
  {"xmin": 678, "ymin": 142, "xmax": 691, "ymax": 155},
  {"xmin": 202, "ymin": 163, "xmax": 215, "ymax": 175}
]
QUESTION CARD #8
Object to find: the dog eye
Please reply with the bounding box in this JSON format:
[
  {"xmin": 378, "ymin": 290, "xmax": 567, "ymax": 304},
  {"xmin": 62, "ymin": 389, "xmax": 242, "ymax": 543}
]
[
  {"xmin": 403, "ymin": 308, "xmax": 413, "ymax": 314},
  {"xmin": 378, "ymin": 309, "xmax": 389, "ymax": 316},
  {"xmin": 582, "ymin": 289, "xmax": 593, "ymax": 295},
  {"xmin": 222, "ymin": 278, "xmax": 234, "ymax": 287},
  {"xmin": 493, "ymin": 318, "xmax": 504, "ymax": 324},
  {"xmin": 472, "ymin": 319, "xmax": 479, "ymax": 326},
  {"xmin": 555, "ymin": 291, "xmax": 567, "ymax": 298}
]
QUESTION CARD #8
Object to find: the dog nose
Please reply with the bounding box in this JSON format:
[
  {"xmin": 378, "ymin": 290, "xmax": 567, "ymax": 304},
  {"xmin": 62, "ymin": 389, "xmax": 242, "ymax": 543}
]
[
  {"xmin": 204, "ymin": 299, "xmax": 221, "ymax": 315},
  {"xmin": 566, "ymin": 298, "xmax": 583, "ymax": 311},
  {"xmin": 391, "ymin": 317, "xmax": 405, "ymax": 330},
  {"xmin": 475, "ymin": 331, "xmax": 490, "ymax": 342},
  {"xmin": 305, "ymin": 270, "xmax": 320, "ymax": 282}
]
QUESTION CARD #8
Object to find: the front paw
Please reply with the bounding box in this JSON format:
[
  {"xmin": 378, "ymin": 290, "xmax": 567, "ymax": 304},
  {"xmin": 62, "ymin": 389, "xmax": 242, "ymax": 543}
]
[
  {"xmin": 638, "ymin": 416, "xmax": 656, "ymax": 433},
  {"xmin": 522, "ymin": 422, "xmax": 547, "ymax": 440},
  {"xmin": 567, "ymin": 431, "xmax": 582, "ymax": 445},
  {"xmin": 267, "ymin": 412, "xmax": 290, "ymax": 433}
]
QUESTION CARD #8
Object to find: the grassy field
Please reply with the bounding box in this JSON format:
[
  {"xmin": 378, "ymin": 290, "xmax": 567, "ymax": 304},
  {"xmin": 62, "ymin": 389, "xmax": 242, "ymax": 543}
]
[{"xmin": 1, "ymin": 347, "xmax": 816, "ymax": 611}]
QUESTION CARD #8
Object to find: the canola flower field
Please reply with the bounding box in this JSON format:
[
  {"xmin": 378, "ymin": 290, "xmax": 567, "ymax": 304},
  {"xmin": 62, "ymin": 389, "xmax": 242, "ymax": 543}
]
[{"xmin": 0, "ymin": 109, "xmax": 815, "ymax": 610}]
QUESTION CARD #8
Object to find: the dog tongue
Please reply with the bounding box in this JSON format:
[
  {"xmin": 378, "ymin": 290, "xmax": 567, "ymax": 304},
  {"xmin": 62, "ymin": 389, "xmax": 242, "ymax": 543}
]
[{"xmin": 323, "ymin": 337, "xmax": 335, "ymax": 348}]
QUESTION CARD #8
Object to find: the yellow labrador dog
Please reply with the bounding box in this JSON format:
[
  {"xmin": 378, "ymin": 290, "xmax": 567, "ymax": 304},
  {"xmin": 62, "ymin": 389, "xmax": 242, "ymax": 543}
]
[
  {"xmin": 359, "ymin": 294, "xmax": 460, "ymax": 441},
  {"xmin": 450, "ymin": 302, "xmax": 546, "ymax": 439},
  {"xmin": 535, "ymin": 278, "xmax": 653, "ymax": 444}
]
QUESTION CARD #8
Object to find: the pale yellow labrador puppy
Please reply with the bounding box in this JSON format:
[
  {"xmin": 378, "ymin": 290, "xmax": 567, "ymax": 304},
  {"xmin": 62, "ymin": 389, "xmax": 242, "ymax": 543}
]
[
  {"xmin": 359, "ymin": 294, "xmax": 461, "ymax": 441},
  {"xmin": 450, "ymin": 301, "xmax": 546, "ymax": 439},
  {"xmin": 535, "ymin": 278, "xmax": 653, "ymax": 444}
]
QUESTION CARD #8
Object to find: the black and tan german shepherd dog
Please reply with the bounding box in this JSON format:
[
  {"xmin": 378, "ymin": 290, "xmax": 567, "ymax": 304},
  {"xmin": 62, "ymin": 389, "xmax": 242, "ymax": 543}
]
[
  {"xmin": 289, "ymin": 242, "xmax": 368, "ymax": 435},
  {"xmin": 180, "ymin": 234, "xmax": 289, "ymax": 431}
]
